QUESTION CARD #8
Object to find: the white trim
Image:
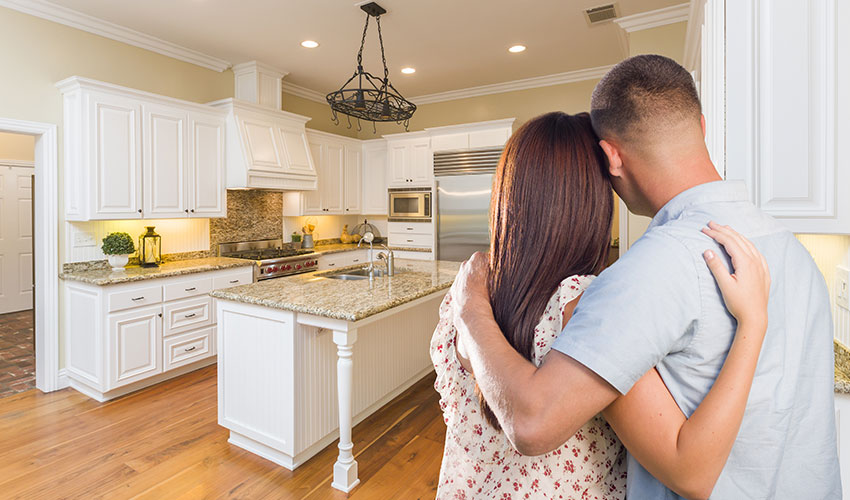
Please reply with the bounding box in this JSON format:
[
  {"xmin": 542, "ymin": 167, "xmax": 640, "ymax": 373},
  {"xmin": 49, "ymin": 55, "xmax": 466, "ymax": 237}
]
[
  {"xmin": 424, "ymin": 118, "xmax": 516, "ymax": 134},
  {"xmin": 683, "ymin": 0, "xmax": 708, "ymax": 71},
  {"xmin": 282, "ymin": 81, "xmax": 326, "ymax": 103},
  {"xmin": 0, "ymin": 117, "xmax": 60, "ymax": 393},
  {"xmin": 409, "ymin": 65, "xmax": 615, "ymax": 105},
  {"xmin": 58, "ymin": 368, "xmax": 69, "ymax": 389},
  {"xmin": 0, "ymin": 0, "xmax": 231, "ymax": 72},
  {"xmin": 615, "ymin": 3, "xmax": 690, "ymax": 33},
  {"xmin": 0, "ymin": 159, "xmax": 35, "ymax": 168},
  {"xmin": 618, "ymin": 199, "xmax": 630, "ymax": 253}
]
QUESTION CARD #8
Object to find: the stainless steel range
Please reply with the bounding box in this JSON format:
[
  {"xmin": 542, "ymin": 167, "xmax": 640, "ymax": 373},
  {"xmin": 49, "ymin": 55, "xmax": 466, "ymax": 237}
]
[{"xmin": 218, "ymin": 238, "xmax": 319, "ymax": 280}]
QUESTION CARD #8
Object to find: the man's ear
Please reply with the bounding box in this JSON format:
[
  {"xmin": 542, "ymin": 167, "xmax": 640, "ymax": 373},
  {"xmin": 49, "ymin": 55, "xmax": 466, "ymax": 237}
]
[
  {"xmin": 599, "ymin": 139, "xmax": 623, "ymax": 177},
  {"xmin": 701, "ymin": 114, "xmax": 707, "ymax": 138}
]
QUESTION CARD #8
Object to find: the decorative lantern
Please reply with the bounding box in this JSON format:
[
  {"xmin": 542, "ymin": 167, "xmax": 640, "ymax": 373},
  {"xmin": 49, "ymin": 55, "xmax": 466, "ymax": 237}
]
[{"xmin": 138, "ymin": 226, "xmax": 162, "ymax": 267}]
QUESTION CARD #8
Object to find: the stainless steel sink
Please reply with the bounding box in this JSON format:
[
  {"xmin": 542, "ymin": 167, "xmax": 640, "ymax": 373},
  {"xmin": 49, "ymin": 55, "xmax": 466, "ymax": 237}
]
[{"xmin": 323, "ymin": 267, "xmax": 393, "ymax": 280}]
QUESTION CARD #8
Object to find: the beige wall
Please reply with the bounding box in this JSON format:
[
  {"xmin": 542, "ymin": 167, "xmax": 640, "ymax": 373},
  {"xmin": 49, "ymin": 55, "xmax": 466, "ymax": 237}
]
[
  {"xmin": 0, "ymin": 132, "xmax": 35, "ymax": 161},
  {"xmin": 282, "ymin": 92, "xmax": 360, "ymax": 138}
]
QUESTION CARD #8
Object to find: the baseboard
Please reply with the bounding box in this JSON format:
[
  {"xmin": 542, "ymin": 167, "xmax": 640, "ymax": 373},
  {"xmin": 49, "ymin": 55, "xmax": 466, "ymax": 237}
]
[{"xmin": 57, "ymin": 368, "xmax": 70, "ymax": 390}]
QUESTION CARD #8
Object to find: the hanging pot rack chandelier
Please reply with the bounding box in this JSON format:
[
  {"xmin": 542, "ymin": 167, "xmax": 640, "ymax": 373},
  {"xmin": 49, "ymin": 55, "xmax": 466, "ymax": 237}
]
[{"xmin": 326, "ymin": 2, "xmax": 416, "ymax": 132}]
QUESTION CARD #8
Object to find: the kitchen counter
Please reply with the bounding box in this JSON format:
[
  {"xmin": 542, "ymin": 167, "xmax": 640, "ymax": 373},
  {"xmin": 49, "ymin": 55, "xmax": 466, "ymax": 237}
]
[
  {"xmin": 836, "ymin": 340, "xmax": 850, "ymax": 394},
  {"xmin": 210, "ymin": 259, "xmax": 458, "ymax": 321},
  {"xmin": 59, "ymin": 257, "xmax": 254, "ymax": 285},
  {"xmin": 311, "ymin": 243, "xmax": 432, "ymax": 255}
]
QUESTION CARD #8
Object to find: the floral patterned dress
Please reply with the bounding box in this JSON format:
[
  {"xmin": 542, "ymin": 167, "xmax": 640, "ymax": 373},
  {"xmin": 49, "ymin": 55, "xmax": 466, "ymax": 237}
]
[{"xmin": 430, "ymin": 275, "xmax": 627, "ymax": 500}]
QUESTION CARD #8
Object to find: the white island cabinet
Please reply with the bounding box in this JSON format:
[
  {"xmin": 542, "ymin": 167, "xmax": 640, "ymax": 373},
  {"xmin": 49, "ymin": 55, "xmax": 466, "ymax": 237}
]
[{"xmin": 212, "ymin": 259, "xmax": 458, "ymax": 492}]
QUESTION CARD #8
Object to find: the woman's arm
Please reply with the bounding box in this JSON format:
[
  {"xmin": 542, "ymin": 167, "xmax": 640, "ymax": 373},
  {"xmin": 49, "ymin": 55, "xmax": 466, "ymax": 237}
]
[{"xmin": 602, "ymin": 222, "xmax": 771, "ymax": 500}]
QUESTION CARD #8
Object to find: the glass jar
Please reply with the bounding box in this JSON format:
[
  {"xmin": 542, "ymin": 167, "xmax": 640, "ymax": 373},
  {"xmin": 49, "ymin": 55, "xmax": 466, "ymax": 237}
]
[{"xmin": 138, "ymin": 226, "xmax": 162, "ymax": 268}]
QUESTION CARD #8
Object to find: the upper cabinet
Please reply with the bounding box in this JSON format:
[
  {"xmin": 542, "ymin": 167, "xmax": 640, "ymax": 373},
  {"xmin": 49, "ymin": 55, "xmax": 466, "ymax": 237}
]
[
  {"xmin": 361, "ymin": 140, "xmax": 387, "ymax": 215},
  {"xmin": 386, "ymin": 134, "xmax": 432, "ymax": 187},
  {"xmin": 708, "ymin": 0, "xmax": 848, "ymax": 233},
  {"xmin": 57, "ymin": 77, "xmax": 227, "ymax": 221},
  {"xmin": 428, "ymin": 119, "xmax": 515, "ymax": 153},
  {"xmin": 283, "ymin": 130, "xmax": 360, "ymax": 216}
]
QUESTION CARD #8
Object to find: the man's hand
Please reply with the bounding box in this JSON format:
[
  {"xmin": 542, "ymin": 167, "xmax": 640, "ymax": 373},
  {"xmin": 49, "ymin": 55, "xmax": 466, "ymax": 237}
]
[{"xmin": 450, "ymin": 252, "xmax": 492, "ymax": 364}]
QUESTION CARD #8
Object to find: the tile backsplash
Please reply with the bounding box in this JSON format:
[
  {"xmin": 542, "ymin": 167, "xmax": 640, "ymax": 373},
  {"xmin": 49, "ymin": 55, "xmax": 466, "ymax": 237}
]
[{"xmin": 210, "ymin": 190, "xmax": 283, "ymax": 250}]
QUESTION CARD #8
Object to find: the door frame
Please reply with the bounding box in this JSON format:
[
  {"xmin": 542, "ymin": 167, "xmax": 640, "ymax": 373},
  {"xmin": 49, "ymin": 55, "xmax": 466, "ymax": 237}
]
[{"xmin": 0, "ymin": 118, "xmax": 61, "ymax": 392}]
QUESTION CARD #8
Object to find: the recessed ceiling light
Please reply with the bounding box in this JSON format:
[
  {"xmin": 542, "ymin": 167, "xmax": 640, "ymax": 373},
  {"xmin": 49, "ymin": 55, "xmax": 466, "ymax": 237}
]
[
  {"xmin": 301, "ymin": 40, "xmax": 319, "ymax": 48},
  {"xmin": 508, "ymin": 45, "xmax": 526, "ymax": 53},
  {"xmin": 401, "ymin": 67, "xmax": 416, "ymax": 74}
]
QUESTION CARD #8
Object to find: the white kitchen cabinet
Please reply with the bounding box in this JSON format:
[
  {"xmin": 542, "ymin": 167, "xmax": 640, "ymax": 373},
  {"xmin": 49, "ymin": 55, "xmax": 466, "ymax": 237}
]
[
  {"xmin": 361, "ymin": 140, "xmax": 388, "ymax": 215},
  {"xmin": 322, "ymin": 142, "xmax": 345, "ymax": 214},
  {"xmin": 58, "ymin": 77, "xmax": 227, "ymax": 221},
  {"xmin": 344, "ymin": 146, "xmax": 362, "ymax": 213},
  {"xmin": 63, "ymin": 265, "xmax": 253, "ymax": 401},
  {"xmin": 719, "ymin": 0, "xmax": 849, "ymax": 233},
  {"xmin": 317, "ymin": 249, "xmax": 370, "ymax": 271},
  {"xmin": 428, "ymin": 119, "xmax": 515, "ymax": 153},
  {"xmin": 302, "ymin": 142, "xmax": 323, "ymax": 214},
  {"xmin": 108, "ymin": 304, "xmax": 162, "ymax": 389},
  {"xmin": 386, "ymin": 135, "xmax": 432, "ymax": 187}
]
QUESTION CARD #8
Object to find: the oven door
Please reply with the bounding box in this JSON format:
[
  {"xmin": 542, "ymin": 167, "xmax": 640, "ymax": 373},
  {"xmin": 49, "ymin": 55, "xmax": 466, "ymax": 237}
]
[{"xmin": 389, "ymin": 192, "xmax": 431, "ymax": 219}]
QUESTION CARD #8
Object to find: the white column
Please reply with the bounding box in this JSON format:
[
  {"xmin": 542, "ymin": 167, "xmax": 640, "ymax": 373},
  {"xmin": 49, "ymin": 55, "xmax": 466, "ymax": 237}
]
[{"xmin": 331, "ymin": 329, "xmax": 360, "ymax": 492}]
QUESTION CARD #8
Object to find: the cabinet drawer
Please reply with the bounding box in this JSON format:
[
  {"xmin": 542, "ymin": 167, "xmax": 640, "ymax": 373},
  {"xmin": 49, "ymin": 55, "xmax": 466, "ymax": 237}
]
[
  {"xmin": 163, "ymin": 326, "xmax": 214, "ymax": 371},
  {"xmin": 319, "ymin": 250, "xmax": 369, "ymax": 270},
  {"xmin": 388, "ymin": 221, "xmax": 433, "ymax": 235},
  {"xmin": 108, "ymin": 285, "xmax": 163, "ymax": 313},
  {"xmin": 163, "ymin": 296, "xmax": 213, "ymax": 337},
  {"xmin": 388, "ymin": 232, "xmax": 433, "ymax": 248},
  {"xmin": 163, "ymin": 277, "xmax": 212, "ymax": 302},
  {"xmin": 213, "ymin": 269, "xmax": 254, "ymax": 289}
]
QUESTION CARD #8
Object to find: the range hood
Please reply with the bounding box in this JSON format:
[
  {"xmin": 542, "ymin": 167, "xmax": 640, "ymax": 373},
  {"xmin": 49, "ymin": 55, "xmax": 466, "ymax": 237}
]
[{"xmin": 209, "ymin": 61, "xmax": 317, "ymax": 191}]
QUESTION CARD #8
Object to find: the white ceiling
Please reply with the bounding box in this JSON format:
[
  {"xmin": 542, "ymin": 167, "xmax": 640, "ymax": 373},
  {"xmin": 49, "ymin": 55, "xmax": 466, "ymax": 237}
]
[{"xmin": 43, "ymin": 0, "xmax": 685, "ymax": 98}]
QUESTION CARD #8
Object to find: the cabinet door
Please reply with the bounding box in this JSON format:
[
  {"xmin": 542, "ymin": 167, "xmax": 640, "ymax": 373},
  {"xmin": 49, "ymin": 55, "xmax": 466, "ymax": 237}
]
[
  {"xmin": 108, "ymin": 305, "xmax": 162, "ymax": 390},
  {"xmin": 409, "ymin": 141, "xmax": 432, "ymax": 185},
  {"xmin": 302, "ymin": 141, "xmax": 323, "ymax": 215},
  {"xmin": 387, "ymin": 142, "xmax": 409, "ymax": 187},
  {"xmin": 188, "ymin": 112, "xmax": 226, "ymax": 217},
  {"xmin": 143, "ymin": 104, "xmax": 187, "ymax": 218},
  {"xmin": 362, "ymin": 144, "xmax": 388, "ymax": 214},
  {"xmin": 344, "ymin": 146, "xmax": 362, "ymax": 213},
  {"xmin": 279, "ymin": 126, "xmax": 316, "ymax": 177},
  {"xmin": 239, "ymin": 116, "xmax": 284, "ymax": 173},
  {"xmin": 88, "ymin": 92, "xmax": 142, "ymax": 219},
  {"xmin": 322, "ymin": 142, "xmax": 345, "ymax": 214}
]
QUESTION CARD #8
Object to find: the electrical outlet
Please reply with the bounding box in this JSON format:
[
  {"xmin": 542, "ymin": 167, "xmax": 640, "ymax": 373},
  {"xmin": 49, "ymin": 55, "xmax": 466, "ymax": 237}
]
[
  {"xmin": 836, "ymin": 266, "xmax": 850, "ymax": 311},
  {"xmin": 73, "ymin": 230, "xmax": 96, "ymax": 247}
]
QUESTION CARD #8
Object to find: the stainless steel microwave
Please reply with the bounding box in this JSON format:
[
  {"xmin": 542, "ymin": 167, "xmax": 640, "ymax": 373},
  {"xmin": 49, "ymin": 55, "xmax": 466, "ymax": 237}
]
[{"xmin": 388, "ymin": 188, "xmax": 431, "ymax": 221}]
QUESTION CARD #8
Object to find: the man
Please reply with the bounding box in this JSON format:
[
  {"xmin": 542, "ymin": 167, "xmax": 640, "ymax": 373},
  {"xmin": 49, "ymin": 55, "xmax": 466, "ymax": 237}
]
[{"xmin": 451, "ymin": 55, "xmax": 840, "ymax": 498}]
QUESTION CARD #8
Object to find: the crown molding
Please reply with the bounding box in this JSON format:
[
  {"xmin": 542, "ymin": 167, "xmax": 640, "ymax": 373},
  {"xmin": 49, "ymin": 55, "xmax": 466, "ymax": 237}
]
[
  {"xmin": 0, "ymin": 159, "xmax": 35, "ymax": 168},
  {"xmin": 0, "ymin": 0, "xmax": 231, "ymax": 71},
  {"xmin": 615, "ymin": 3, "xmax": 690, "ymax": 33},
  {"xmin": 281, "ymin": 80, "xmax": 326, "ymax": 103},
  {"xmin": 409, "ymin": 65, "xmax": 615, "ymax": 105}
]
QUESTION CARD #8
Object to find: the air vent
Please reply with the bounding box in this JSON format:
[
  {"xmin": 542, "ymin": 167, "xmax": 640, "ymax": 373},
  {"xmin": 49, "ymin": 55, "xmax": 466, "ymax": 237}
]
[{"xmin": 585, "ymin": 4, "xmax": 618, "ymax": 25}]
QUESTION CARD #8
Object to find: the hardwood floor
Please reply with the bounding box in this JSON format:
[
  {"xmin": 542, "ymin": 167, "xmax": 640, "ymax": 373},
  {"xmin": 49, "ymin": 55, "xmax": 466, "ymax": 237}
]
[
  {"xmin": 0, "ymin": 309, "xmax": 35, "ymax": 397},
  {"xmin": 0, "ymin": 365, "xmax": 446, "ymax": 499}
]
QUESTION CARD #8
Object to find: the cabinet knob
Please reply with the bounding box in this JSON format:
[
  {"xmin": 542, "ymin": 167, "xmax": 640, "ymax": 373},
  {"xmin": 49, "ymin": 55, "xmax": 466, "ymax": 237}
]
[
  {"xmin": 190, "ymin": 209, "xmax": 194, "ymax": 213},
  {"xmin": 138, "ymin": 209, "xmax": 142, "ymax": 213},
  {"xmin": 158, "ymin": 312, "xmax": 162, "ymax": 318},
  {"xmin": 185, "ymin": 209, "xmax": 189, "ymax": 213}
]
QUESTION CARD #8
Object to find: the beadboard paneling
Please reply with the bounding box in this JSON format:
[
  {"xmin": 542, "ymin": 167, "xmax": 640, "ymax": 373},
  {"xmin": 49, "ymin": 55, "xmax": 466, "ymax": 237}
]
[
  {"xmin": 796, "ymin": 234, "xmax": 850, "ymax": 344},
  {"xmin": 66, "ymin": 219, "xmax": 210, "ymax": 263}
]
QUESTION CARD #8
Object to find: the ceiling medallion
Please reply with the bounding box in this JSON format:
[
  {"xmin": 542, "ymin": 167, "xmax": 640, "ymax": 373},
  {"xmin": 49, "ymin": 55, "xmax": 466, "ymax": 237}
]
[{"xmin": 326, "ymin": 2, "xmax": 416, "ymax": 133}]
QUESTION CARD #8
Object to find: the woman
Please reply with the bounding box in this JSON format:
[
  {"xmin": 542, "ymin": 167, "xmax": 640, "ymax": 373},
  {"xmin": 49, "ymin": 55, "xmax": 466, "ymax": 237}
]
[{"xmin": 430, "ymin": 112, "xmax": 770, "ymax": 499}]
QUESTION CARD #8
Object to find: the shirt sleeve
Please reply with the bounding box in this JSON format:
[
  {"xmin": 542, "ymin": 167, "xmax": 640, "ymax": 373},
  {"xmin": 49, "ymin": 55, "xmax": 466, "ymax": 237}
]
[{"xmin": 551, "ymin": 229, "xmax": 701, "ymax": 394}]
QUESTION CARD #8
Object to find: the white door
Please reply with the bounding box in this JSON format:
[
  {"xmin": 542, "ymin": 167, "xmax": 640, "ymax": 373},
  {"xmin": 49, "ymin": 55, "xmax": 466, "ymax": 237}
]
[
  {"xmin": 188, "ymin": 112, "xmax": 226, "ymax": 217},
  {"xmin": 302, "ymin": 141, "xmax": 323, "ymax": 215},
  {"xmin": 362, "ymin": 144, "xmax": 388, "ymax": 215},
  {"xmin": 0, "ymin": 166, "xmax": 33, "ymax": 314},
  {"xmin": 323, "ymin": 143, "xmax": 345, "ymax": 214},
  {"xmin": 240, "ymin": 117, "xmax": 284, "ymax": 173},
  {"xmin": 388, "ymin": 142, "xmax": 409, "ymax": 186},
  {"xmin": 409, "ymin": 141, "xmax": 432, "ymax": 185},
  {"xmin": 108, "ymin": 305, "xmax": 162, "ymax": 389},
  {"xmin": 88, "ymin": 91, "xmax": 142, "ymax": 219},
  {"xmin": 143, "ymin": 104, "xmax": 186, "ymax": 218},
  {"xmin": 279, "ymin": 126, "xmax": 315, "ymax": 177},
  {"xmin": 344, "ymin": 146, "xmax": 362, "ymax": 214}
]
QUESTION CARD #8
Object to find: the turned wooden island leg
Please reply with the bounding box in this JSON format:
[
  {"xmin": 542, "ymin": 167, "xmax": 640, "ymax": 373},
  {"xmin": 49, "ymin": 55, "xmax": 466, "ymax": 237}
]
[{"xmin": 332, "ymin": 329, "xmax": 360, "ymax": 492}]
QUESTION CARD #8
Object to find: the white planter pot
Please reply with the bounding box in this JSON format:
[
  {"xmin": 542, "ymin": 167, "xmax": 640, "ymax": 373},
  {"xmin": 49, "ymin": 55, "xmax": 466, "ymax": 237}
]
[{"xmin": 107, "ymin": 254, "xmax": 130, "ymax": 271}]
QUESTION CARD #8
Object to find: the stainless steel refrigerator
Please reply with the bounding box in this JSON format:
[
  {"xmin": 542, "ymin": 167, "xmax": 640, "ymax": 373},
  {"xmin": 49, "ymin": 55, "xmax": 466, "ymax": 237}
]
[{"xmin": 434, "ymin": 148, "xmax": 502, "ymax": 262}]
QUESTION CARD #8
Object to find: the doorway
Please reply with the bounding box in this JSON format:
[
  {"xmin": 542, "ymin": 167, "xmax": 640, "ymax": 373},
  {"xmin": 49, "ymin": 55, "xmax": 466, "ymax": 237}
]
[{"xmin": 0, "ymin": 132, "xmax": 35, "ymax": 397}]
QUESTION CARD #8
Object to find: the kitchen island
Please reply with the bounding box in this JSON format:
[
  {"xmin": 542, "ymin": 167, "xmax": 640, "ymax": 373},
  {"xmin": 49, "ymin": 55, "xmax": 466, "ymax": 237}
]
[{"xmin": 210, "ymin": 259, "xmax": 459, "ymax": 492}]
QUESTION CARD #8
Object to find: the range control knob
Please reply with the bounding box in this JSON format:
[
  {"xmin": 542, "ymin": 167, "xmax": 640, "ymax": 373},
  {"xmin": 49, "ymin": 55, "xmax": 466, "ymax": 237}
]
[
  {"xmin": 268, "ymin": 266, "xmax": 277, "ymax": 273},
  {"xmin": 296, "ymin": 264, "xmax": 302, "ymax": 270}
]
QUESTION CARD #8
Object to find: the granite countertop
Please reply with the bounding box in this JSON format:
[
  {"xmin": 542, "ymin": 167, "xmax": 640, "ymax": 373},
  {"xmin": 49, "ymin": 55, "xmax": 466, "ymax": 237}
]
[
  {"xmin": 210, "ymin": 259, "xmax": 459, "ymax": 322},
  {"xmin": 59, "ymin": 257, "xmax": 255, "ymax": 286},
  {"xmin": 311, "ymin": 243, "xmax": 432, "ymax": 255},
  {"xmin": 835, "ymin": 340, "xmax": 850, "ymax": 393}
]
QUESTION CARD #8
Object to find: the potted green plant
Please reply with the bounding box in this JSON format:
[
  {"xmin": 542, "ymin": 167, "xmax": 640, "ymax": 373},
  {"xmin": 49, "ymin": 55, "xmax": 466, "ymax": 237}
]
[
  {"xmin": 291, "ymin": 232, "xmax": 302, "ymax": 249},
  {"xmin": 102, "ymin": 232, "xmax": 136, "ymax": 271}
]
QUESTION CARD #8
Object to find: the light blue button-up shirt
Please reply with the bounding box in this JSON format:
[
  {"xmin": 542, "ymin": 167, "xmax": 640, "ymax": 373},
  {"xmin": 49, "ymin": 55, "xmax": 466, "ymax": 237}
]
[{"xmin": 552, "ymin": 180, "xmax": 840, "ymax": 499}]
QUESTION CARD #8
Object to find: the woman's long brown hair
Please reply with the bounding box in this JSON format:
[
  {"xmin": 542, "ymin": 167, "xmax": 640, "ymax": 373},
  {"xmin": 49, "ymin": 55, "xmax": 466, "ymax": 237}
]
[{"xmin": 480, "ymin": 111, "xmax": 613, "ymax": 429}]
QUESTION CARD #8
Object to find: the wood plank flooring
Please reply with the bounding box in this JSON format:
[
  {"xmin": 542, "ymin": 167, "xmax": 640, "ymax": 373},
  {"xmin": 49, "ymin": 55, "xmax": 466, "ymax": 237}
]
[{"xmin": 0, "ymin": 365, "xmax": 446, "ymax": 499}]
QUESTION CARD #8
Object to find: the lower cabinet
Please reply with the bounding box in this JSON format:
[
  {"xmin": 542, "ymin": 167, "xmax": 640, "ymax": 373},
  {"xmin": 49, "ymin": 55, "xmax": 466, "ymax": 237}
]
[
  {"xmin": 317, "ymin": 250, "xmax": 369, "ymax": 271},
  {"xmin": 64, "ymin": 265, "xmax": 253, "ymax": 401},
  {"xmin": 835, "ymin": 392, "xmax": 850, "ymax": 495}
]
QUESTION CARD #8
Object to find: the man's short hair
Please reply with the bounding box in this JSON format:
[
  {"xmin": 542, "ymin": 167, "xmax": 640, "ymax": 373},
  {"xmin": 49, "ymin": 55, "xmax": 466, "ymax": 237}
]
[{"xmin": 590, "ymin": 54, "xmax": 701, "ymax": 143}]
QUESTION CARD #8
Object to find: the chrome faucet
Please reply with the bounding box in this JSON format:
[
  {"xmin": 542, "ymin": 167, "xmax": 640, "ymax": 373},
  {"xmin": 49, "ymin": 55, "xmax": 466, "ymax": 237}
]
[
  {"xmin": 376, "ymin": 244, "xmax": 394, "ymax": 276},
  {"xmin": 358, "ymin": 232, "xmax": 375, "ymax": 279}
]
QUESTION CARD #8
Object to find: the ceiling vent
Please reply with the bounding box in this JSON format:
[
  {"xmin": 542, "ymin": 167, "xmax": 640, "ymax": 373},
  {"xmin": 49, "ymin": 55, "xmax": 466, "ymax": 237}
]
[{"xmin": 584, "ymin": 4, "xmax": 618, "ymax": 25}]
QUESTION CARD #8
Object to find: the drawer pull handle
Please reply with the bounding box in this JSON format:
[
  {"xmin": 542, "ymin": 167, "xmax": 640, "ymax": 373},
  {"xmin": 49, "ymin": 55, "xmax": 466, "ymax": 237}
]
[
  {"xmin": 184, "ymin": 346, "xmax": 196, "ymax": 352},
  {"xmin": 328, "ymin": 263, "xmax": 335, "ymax": 267},
  {"xmin": 406, "ymin": 227, "xmax": 414, "ymax": 231},
  {"xmin": 131, "ymin": 296, "xmax": 145, "ymax": 301},
  {"xmin": 185, "ymin": 313, "xmax": 196, "ymax": 318},
  {"xmin": 407, "ymin": 239, "xmax": 414, "ymax": 243},
  {"xmin": 229, "ymin": 279, "xmax": 240, "ymax": 284},
  {"xmin": 353, "ymin": 259, "xmax": 360, "ymax": 262},
  {"xmin": 185, "ymin": 287, "xmax": 196, "ymax": 291}
]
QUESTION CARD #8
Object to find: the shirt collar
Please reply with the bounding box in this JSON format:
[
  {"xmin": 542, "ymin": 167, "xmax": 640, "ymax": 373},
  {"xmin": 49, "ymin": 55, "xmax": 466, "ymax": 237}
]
[{"xmin": 647, "ymin": 180, "xmax": 750, "ymax": 230}]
